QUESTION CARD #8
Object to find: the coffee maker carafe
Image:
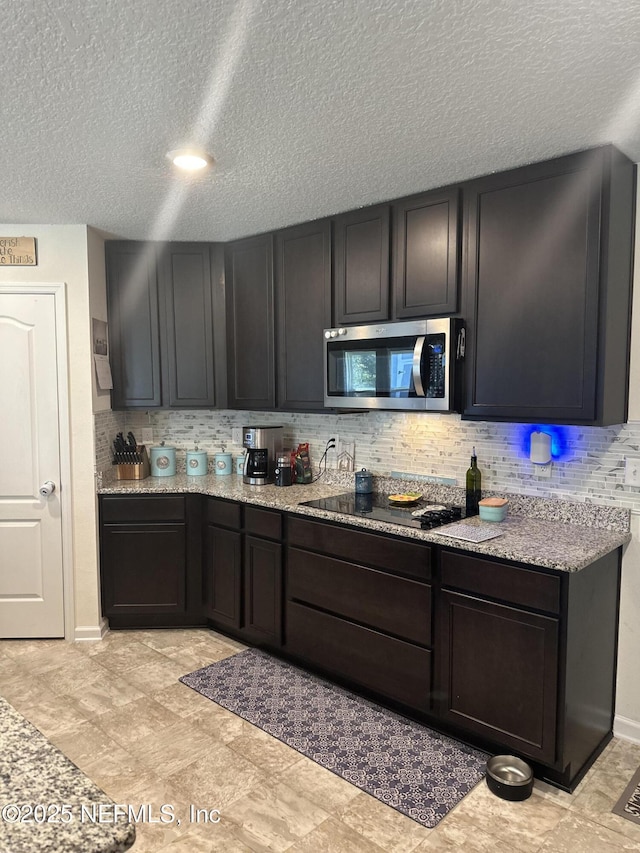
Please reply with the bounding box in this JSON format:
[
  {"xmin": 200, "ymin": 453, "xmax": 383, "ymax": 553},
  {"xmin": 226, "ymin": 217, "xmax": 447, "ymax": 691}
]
[{"xmin": 242, "ymin": 425, "xmax": 283, "ymax": 485}]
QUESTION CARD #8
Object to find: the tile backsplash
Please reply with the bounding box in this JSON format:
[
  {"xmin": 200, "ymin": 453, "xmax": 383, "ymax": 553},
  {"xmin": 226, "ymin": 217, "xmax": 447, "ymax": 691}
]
[{"xmin": 94, "ymin": 408, "xmax": 640, "ymax": 512}]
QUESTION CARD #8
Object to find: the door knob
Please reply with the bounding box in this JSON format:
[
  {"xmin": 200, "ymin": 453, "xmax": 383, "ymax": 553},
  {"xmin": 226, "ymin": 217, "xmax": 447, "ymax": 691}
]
[{"xmin": 39, "ymin": 481, "xmax": 56, "ymax": 497}]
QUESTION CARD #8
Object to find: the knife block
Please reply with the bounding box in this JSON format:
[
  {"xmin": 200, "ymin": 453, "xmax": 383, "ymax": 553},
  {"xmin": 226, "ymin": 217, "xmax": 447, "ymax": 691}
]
[{"xmin": 114, "ymin": 445, "xmax": 150, "ymax": 480}]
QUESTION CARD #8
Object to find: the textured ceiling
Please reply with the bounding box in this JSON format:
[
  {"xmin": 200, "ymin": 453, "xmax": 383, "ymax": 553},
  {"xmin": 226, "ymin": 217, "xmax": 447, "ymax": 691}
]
[{"xmin": 2, "ymin": 0, "xmax": 640, "ymax": 241}]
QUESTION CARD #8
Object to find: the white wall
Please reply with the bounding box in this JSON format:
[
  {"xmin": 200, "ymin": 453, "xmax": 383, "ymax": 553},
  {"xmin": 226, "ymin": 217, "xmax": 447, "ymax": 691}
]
[
  {"xmin": 613, "ymin": 170, "xmax": 640, "ymax": 739},
  {"xmin": 87, "ymin": 227, "xmax": 111, "ymax": 414},
  {"xmin": 0, "ymin": 224, "xmax": 102, "ymax": 636}
]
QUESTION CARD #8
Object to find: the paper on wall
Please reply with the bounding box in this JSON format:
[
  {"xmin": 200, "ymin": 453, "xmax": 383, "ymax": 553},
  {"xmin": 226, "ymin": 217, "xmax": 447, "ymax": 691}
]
[{"xmin": 94, "ymin": 354, "xmax": 113, "ymax": 390}]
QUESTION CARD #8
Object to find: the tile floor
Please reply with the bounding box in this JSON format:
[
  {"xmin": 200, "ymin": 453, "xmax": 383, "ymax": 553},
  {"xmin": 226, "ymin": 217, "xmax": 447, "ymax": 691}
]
[{"xmin": 1, "ymin": 628, "xmax": 640, "ymax": 852}]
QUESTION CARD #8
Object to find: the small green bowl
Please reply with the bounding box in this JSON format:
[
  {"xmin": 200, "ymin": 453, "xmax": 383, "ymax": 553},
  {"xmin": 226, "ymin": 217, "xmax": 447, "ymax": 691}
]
[{"xmin": 478, "ymin": 503, "xmax": 508, "ymax": 522}]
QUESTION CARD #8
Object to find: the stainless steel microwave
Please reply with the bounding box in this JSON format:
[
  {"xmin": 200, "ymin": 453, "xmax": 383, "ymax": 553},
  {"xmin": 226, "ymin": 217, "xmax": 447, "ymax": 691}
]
[{"xmin": 324, "ymin": 318, "xmax": 463, "ymax": 411}]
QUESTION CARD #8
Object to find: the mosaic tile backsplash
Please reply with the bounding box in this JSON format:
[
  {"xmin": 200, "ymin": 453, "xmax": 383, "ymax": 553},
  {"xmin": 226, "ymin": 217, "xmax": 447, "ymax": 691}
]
[{"xmin": 94, "ymin": 408, "xmax": 640, "ymax": 512}]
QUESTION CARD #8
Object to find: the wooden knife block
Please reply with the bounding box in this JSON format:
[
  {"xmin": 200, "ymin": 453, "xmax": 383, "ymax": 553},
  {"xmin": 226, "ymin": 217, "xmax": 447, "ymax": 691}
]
[{"xmin": 115, "ymin": 445, "xmax": 150, "ymax": 480}]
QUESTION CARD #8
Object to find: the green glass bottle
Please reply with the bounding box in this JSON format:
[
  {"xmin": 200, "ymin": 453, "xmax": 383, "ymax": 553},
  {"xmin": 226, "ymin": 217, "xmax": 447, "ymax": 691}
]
[{"xmin": 465, "ymin": 446, "xmax": 482, "ymax": 515}]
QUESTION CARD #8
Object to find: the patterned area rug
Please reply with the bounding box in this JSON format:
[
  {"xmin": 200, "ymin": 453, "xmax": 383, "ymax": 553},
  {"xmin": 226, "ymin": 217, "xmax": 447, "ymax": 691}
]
[
  {"xmin": 612, "ymin": 765, "xmax": 640, "ymax": 826},
  {"xmin": 180, "ymin": 648, "xmax": 488, "ymax": 828}
]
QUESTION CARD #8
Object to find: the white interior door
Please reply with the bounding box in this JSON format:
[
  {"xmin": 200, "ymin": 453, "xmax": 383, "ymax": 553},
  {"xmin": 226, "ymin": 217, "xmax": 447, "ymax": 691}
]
[{"xmin": 0, "ymin": 290, "xmax": 65, "ymax": 637}]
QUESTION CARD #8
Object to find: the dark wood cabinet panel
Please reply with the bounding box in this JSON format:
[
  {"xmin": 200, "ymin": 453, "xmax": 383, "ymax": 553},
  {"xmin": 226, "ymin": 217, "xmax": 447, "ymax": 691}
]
[
  {"xmin": 287, "ymin": 547, "xmax": 431, "ymax": 646},
  {"xmin": 204, "ymin": 499, "xmax": 283, "ymax": 647},
  {"xmin": 101, "ymin": 495, "xmax": 185, "ymax": 524},
  {"xmin": 441, "ymin": 550, "xmax": 561, "ymax": 614},
  {"xmin": 206, "ymin": 497, "xmax": 242, "ymax": 529},
  {"xmin": 463, "ymin": 146, "xmax": 635, "ymax": 424},
  {"xmin": 225, "ymin": 234, "xmax": 275, "ymax": 409},
  {"xmin": 99, "ymin": 494, "xmax": 204, "ymax": 628},
  {"xmin": 393, "ymin": 187, "xmax": 460, "ymax": 318},
  {"xmin": 288, "ymin": 517, "xmax": 432, "ymax": 581},
  {"xmin": 158, "ymin": 243, "xmax": 216, "ymax": 407},
  {"xmin": 275, "ymin": 220, "xmax": 332, "ymax": 410},
  {"xmin": 106, "ymin": 241, "xmax": 222, "ymax": 409},
  {"xmin": 334, "ymin": 205, "xmax": 391, "ymax": 324},
  {"xmin": 286, "ymin": 601, "xmax": 432, "ymax": 713},
  {"xmin": 206, "ymin": 524, "xmax": 242, "ymax": 629},
  {"xmin": 243, "ymin": 535, "xmax": 282, "ymax": 646},
  {"xmin": 106, "ymin": 241, "xmax": 162, "ymax": 408},
  {"xmin": 438, "ymin": 590, "xmax": 559, "ymax": 764},
  {"xmin": 102, "ymin": 523, "xmax": 186, "ymax": 614},
  {"xmin": 244, "ymin": 506, "xmax": 282, "ymax": 540}
]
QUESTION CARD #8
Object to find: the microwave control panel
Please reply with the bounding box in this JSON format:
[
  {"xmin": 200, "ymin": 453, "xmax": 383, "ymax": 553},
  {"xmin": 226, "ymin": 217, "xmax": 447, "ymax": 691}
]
[{"xmin": 425, "ymin": 333, "xmax": 446, "ymax": 398}]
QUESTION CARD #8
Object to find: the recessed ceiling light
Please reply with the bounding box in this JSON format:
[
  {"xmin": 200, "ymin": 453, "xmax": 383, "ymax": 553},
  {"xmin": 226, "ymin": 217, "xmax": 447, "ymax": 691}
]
[{"xmin": 166, "ymin": 148, "xmax": 214, "ymax": 172}]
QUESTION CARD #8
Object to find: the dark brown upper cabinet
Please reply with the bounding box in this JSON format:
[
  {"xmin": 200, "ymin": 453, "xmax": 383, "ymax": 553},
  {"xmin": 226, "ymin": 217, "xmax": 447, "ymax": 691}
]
[
  {"xmin": 392, "ymin": 187, "xmax": 460, "ymax": 318},
  {"xmin": 462, "ymin": 146, "xmax": 635, "ymax": 425},
  {"xmin": 106, "ymin": 241, "xmax": 218, "ymax": 409},
  {"xmin": 157, "ymin": 243, "xmax": 216, "ymax": 407},
  {"xmin": 333, "ymin": 204, "xmax": 391, "ymax": 324},
  {"xmin": 225, "ymin": 234, "xmax": 275, "ymax": 409},
  {"xmin": 275, "ymin": 220, "xmax": 332, "ymax": 410},
  {"xmin": 107, "ymin": 241, "xmax": 161, "ymax": 408}
]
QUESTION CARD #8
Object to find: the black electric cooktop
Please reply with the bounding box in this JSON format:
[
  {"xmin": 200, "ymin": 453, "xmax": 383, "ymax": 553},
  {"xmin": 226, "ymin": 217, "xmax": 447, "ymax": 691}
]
[{"xmin": 300, "ymin": 492, "xmax": 471, "ymax": 530}]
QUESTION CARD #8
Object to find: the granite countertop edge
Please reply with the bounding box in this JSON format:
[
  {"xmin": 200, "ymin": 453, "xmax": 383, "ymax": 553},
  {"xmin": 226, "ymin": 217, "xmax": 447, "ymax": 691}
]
[
  {"xmin": 0, "ymin": 697, "xmax": 135, "ymax": 853},
  {"xmin": 97, "ymin": 473, "xmax": 631, "ymax": 573}
]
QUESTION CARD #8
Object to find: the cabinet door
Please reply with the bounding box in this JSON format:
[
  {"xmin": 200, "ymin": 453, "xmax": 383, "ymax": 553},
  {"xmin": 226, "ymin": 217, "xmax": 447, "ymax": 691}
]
[
  {"xmin": 393, "ymin": 187, "xmax": 459, "ymax": 318},
  {"xmin": 243, "ymin": 536, "xmax": 282, "ymax": 646},
  {"xmin": 333, "ymin": 205, "xmax": 390, "ymax": 324},
  {"xmin": 438, "ymin": 590, "xmax": 558, "ymax": 764},
  {"xmin": 275, "ymin": 220, "xmax": 331, "ymax": 410},
  {"xmin": 462, "ymin": 150, "xmax": 603, "ymax": 422},
  {"xmin": 158, "ymin": 243, "xmax": 216, "ymax": 407},
  {"xmin": 106, "ymin": 241, "xmax": 161, "ymax": 408},
  {"xmin": 206, "ymin": 525, "xmax": 242, "ymax": 630},
  {"xmin": 101, "ymin": 523, "xmax": 186, "ymax": 615},
  {"xmin": 225, "ymin": 235, "xmax": 275, "ymax": 409}
]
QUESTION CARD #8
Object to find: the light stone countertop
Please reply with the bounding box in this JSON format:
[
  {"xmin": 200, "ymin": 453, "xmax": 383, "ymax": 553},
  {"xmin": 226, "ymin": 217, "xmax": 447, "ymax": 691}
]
[
  {"xmin": 98, "ymin": 472, "xmax": 631, "ymax": 572},
  {"xmin": 0, "ymin": 697, "xmax": 135, "ymax": 853}
]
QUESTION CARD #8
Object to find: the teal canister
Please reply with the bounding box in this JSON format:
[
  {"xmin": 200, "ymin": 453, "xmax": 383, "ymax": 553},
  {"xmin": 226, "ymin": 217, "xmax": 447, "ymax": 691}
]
[
  {"xmin": 186, "ymin": 449, "xmax": 208, "ymax": 476},
  {"xmin": 214, "ymin": 452, "xmax": 232, "ymax": 475},
  {"xmin": 150, "ymin": 445, "xmax": 176, "ymax": 477}
]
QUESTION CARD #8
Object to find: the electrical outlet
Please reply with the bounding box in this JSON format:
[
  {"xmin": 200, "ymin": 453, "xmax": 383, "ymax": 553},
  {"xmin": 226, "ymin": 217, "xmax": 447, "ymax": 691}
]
[
  {"xmin": 140, "ymin": 427, "xmax": 153, "ymax": 444},
  {"xmin": 327, "ymin": 434, "xmax": 339, "ymax": 467},
  {"xmin": 534, "ymin": 462, "xmax": 553, "ymax": 479},
  {"xmin": 232, "ymin": 427, "xmax": 243, "ymax": 445},
  {"xmin": 625, "ymin": 456, "xmax": 640, "ymax": 487}
]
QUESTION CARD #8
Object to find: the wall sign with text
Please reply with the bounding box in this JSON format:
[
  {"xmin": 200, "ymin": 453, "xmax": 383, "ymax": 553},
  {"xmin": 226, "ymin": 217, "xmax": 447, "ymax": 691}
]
[{"xmin": 0, "ymin": 237, "xmax": 37, "ymax": 265}]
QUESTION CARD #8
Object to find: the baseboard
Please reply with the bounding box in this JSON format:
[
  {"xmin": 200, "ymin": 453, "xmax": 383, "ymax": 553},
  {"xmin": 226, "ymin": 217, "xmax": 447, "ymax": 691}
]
[
  {"xmin": 74, "ymin": 618, "xmax": 109, "ymax": 642},
  {"xmin": 614, "ymin": 714, "xmax": 640, "ymax": 744}
]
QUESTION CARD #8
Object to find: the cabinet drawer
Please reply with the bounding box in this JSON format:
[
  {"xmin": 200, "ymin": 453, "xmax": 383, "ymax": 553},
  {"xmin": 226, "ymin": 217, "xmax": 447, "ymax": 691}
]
[
  {"xmin": 441, "ymin": 550, "xmax": 561, "ymax": 614},
  {"xmin": 286, "ymin": 601, "xmax": 432, "ymax": 713},
  {"xmin": 245, "ymin": 506, "xmax": 282, "ymax": 540},
  {"xmin": 101, "ymin": 495, "xmax": 185, "ymax": 524},
  {"xmin": 206, "ymin": 497, "xmax": 242, "ymax": 529},
  {"xmin": 288, "ymin": 548, "xmax": 431, "ymax": 646},
  {"xmin": 288, "ymin": 517, "xmax": 431, "ymax": 581}
]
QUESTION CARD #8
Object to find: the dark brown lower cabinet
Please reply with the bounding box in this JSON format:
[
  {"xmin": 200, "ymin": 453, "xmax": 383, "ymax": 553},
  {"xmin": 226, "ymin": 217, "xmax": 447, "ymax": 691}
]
[
  {"xmin": 99, "ymin": 494, "xmax": 204, "ymax": 628},
  {"xmin": 243, "ymin": 536, "xmax": 282, "ymax": 645},
  {"xmin": 99, "ymin": 495, "xmax": 622, "ymax": 791},
  {"xmin": 284, "ymin": 516, "xmax": 433, "ymax": 713},
  {"xmin": 438, "ymin": 590, "xmax": 558, "ymax": 764},
  {"xmin": 206, "ymin": 525, "xmax": 242, "ymax": 630},
  {"xmin": 204, "ymin": 499, "xmax": 283, "ymax": 648},
  {"xmin": 205, "ymin": 497, "xmax": 243, "ymax": 630},
  {"xmin": 437, "ymin": 547, "xmax": 621, "ymax": 789}
]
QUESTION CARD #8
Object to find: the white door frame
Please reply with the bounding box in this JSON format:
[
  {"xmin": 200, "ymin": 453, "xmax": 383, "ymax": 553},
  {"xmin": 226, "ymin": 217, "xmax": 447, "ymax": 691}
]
[{"xmin": 0, "ymin": 282, "xmax": 74, "ymax": 640}]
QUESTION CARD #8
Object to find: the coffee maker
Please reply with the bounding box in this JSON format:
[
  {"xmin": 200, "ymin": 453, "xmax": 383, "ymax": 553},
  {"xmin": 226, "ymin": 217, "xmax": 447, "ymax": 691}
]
[{"xmin": 242, "ymin": 425, "xmax": 283, "ymax": 485}]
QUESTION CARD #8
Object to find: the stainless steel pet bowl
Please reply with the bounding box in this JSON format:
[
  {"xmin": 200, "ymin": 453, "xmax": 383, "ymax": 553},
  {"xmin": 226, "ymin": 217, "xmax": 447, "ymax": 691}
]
[{"xmin": 486, "ymin": 755, "xmax": 534, "ymax": 801}]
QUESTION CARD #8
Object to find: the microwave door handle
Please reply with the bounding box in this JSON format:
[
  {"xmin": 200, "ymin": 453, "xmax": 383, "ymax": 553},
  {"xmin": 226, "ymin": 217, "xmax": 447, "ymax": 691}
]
[{"xmin": 412, "ymin": 336, "xmax": 426, "ymax": 396}]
